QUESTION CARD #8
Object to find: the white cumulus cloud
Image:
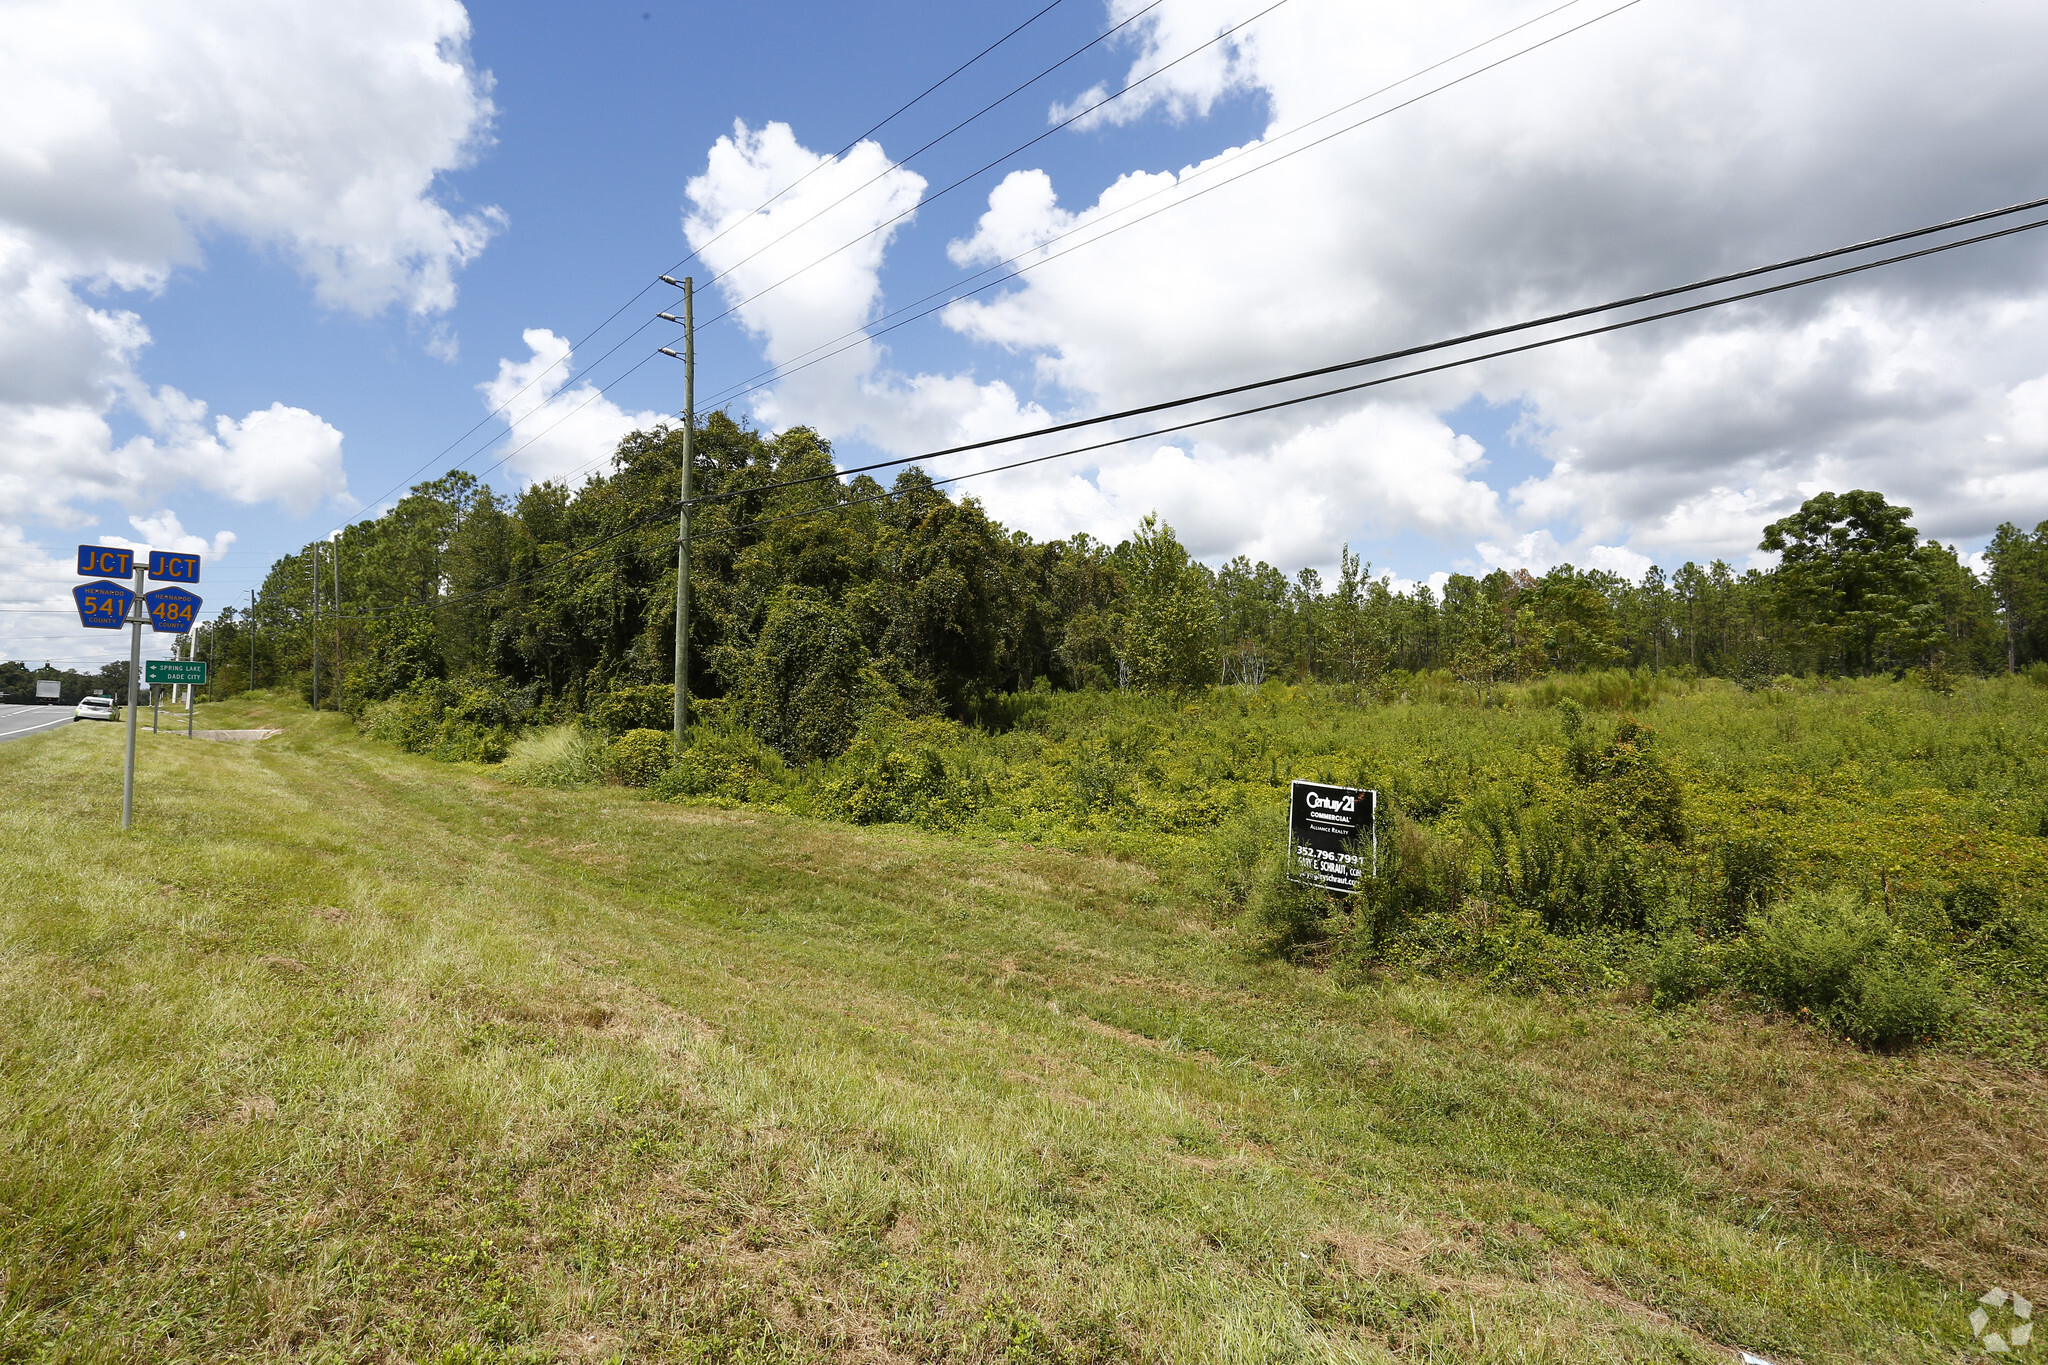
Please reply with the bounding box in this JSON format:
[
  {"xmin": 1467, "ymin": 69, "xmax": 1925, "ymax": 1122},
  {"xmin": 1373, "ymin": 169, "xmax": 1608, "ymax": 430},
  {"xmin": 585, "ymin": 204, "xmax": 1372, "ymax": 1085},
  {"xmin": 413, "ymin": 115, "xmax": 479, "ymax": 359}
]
[
  {"xmin": 684, "ymin": 120, "xmax": 1053, "ymax": 456},
  {"xmin": 479, "ymin": 330, "xmax": 669, "ymax": 487},
  {"xmin": 0, "ymin": 0, "xmax": 500, "ymax": 590},
  {"xmin": 710, "ymin": 0, "xmax": 2048, "ymax": 575}
]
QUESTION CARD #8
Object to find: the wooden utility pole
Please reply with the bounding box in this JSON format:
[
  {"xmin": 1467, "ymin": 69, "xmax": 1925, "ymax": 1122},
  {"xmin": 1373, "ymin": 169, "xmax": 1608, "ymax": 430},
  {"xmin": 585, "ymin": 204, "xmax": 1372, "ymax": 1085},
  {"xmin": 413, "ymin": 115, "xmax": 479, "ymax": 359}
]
[
  {"xmin": 331, "ymin": 535, "xmax": 342, "ymax": 709},
  {"xmin": 309, "ymin": 542, "xmax": 320, "ymax": 710},
  {"xmin": 668, "ymin": 276, "xmax": 695, "ymax": 756}
]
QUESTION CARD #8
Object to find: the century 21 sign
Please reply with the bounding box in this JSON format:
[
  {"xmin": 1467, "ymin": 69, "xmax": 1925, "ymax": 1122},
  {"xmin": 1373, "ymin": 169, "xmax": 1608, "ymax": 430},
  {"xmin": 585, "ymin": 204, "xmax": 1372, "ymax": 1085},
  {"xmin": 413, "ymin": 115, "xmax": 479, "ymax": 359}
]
[{"xmin": 1287, "ymin": 779, "xmax": 1378, "ymax": 894}]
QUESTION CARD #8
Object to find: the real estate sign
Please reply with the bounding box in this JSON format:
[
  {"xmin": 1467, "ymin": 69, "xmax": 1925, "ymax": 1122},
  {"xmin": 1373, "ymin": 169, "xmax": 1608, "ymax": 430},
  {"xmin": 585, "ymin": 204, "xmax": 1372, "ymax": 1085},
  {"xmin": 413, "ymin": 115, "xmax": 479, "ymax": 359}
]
[{"xmin": 1287, "ymin": 779, "xmax": 1377, "ymax": 894}]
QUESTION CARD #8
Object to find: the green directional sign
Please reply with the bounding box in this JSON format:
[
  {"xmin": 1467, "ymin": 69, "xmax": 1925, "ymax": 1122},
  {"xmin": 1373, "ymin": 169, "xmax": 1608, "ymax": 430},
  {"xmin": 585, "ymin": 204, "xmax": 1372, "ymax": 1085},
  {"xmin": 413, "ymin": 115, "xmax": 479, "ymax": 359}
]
[{"xmin": 145, "ymin": 660, "xmax": 209, "ymax": 686}]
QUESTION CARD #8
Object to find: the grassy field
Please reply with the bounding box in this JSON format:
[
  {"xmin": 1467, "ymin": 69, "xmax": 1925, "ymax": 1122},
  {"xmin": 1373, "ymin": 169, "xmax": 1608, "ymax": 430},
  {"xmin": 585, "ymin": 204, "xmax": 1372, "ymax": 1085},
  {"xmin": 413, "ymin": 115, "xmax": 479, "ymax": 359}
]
[{"xmin": 2, "ymin": 697, "xmax": 2045, "ymax": 1362}]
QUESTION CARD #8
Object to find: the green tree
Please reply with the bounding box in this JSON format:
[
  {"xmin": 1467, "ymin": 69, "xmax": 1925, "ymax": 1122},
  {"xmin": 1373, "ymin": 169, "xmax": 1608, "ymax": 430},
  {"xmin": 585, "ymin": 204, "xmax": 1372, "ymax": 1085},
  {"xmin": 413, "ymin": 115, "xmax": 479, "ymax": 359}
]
[
  {"xmin": 737, "ymin": 591, "xmax": 879, "ymax": 763},
  {"xmin": 1987, "ymin": 520, "xmax": 2048, "ymax": 671},
  {"xmin": 1759, "ymin": 490, "xmax": 1928, "ymax": 675},
  {"xmin": 1114, "ymin": 514, "xmax": 1216, "ymax": 694}
]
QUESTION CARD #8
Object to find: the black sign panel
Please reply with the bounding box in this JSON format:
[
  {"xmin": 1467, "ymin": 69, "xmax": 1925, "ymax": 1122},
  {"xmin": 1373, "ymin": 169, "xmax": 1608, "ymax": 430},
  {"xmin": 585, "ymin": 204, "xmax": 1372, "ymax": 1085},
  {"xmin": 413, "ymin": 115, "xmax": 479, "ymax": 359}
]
[{"xmin": 1288, "ymin": 780, "xmax": 1376, "ymax": 894}]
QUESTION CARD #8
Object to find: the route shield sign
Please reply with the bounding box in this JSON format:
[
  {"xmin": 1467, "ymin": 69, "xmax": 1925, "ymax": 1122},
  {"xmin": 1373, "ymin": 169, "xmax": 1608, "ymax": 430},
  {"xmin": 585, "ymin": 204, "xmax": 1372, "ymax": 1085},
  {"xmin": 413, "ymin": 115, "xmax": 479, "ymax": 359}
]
[
  {"xmin": 142, "ymin": 585, "xmax": 202, "ymax": 634},
  {"xmin": 1287, "ymin": 779, "xmax": 1377, "ymax": 895},
  {"xmin": 77, "ymin": 544, "xmax": 135, "ymax": 578},
  {"xmin": 146, "ymin": 660, "xmax": 209, "ymax": 686},
  {"xmin": 147, "ymin": 550, "xmax": 201, "ymax": 583},
  {"xmin": 74, "ymin": 579, "xmax": 135, "ymax": 630}
]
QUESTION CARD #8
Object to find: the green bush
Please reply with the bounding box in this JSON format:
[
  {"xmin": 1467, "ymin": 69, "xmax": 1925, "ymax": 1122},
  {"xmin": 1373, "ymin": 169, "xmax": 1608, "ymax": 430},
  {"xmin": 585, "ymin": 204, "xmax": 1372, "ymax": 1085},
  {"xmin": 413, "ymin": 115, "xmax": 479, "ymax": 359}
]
[
  {"xmin": 356, "ymin": 675, "xmax": 516, "ymax": 763},
  {"xmin": 1467, "ymin": 802, "xmax": 1656, "ymax": 935},
  {"xmin": 1716, "ymin": 836, "xmax": 1783, "ymax": 931},
  {"xmin": 590, "ymin": 684, "xmax": 674, "ymax": 736},
  {"xmin": 1248, "ymin": 850, "xmax": 1348, "ymax": 957},
  {"xmin": 737, "ymin": 592, "xmax": 891, "ymax": 762},
  {"xmin": 605, "ymin": 728, "xmax": 673, "ymax": 787},
  {"xmin": 1646, "ymin": 929, "xmax": 1721, "ymax": 1009},
  {"xmin": 1354, "ymin": 816, "xmax": 1469, "ymax": 950},
  {"xmin": 822, "ymin": 715, "xmax": 977, "ymax": 827},
  {"xmin": 500, "ymin": 725, "xmax": 603, "ymax": 788},
  {"xmin": 651, "ymin": 719, "xmax": 792, "ymax": 805},
  {"xmin": 1732, "ymin": 890, "xmax": 1956, "ymax": 1047}
]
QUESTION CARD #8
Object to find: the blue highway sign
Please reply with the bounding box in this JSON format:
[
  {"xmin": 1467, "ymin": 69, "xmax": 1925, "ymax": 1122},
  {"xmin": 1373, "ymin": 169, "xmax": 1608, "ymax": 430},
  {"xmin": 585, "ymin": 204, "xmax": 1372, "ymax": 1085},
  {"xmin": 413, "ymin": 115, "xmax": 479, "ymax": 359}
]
[
  {"xmin": 77, "ymin": 544, "xmax": 134, "ymax": 578},
  {"xmin": 147, "ymin": 551, "xmax": 201, "ymax": 583},
  {"xmin": 74, "ymin": 580, "xmax": 135, "ymax": 629},
  {"xmin": 143, "ymin": 586, "xmax": 202, "ymax": 634}
]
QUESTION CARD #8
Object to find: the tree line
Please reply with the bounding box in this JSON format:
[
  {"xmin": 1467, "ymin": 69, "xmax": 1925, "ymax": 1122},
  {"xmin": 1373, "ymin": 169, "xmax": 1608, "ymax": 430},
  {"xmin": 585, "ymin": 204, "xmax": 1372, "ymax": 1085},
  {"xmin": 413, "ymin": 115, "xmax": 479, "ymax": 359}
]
[{"xmin": 130, "ymin": 415, "xmax": 2048, "ymax": 756}]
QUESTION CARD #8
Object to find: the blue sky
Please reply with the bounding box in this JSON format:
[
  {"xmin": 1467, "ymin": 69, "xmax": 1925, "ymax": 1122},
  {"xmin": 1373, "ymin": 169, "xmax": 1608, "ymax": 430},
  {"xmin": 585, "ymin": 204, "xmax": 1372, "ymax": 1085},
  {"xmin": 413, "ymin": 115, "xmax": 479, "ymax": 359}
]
[{"xmin": 6, "ymin": 0, "xmax": 2048, "ymax": 666}]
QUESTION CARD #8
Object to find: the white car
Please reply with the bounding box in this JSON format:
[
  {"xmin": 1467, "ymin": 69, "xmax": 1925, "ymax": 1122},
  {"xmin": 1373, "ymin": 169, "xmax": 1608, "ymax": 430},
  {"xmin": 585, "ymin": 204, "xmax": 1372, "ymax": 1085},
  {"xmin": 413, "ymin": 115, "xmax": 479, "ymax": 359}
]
[{"xmin": 74, "ymin": 695, "xmax": 116, "ymax": 721}]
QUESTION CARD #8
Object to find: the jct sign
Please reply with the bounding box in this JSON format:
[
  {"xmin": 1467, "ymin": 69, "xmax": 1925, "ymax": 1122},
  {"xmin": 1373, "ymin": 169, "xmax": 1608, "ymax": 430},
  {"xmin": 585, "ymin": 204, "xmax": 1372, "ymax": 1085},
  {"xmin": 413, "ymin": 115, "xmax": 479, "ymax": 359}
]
[{"xmin": 1288, "ymin": 780, "xmax": 1377, "ymax": 894}]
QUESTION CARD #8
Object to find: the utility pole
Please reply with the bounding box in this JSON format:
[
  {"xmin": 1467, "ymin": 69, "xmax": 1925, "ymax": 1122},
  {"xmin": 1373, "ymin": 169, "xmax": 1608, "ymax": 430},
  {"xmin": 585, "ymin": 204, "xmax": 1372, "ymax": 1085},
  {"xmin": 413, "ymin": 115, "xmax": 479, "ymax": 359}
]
[
  {"xmin": 249, "ymin": 590, "xmax": 257, "ymax": 693},
  {"xmin": 121, "ymin": 562, "xmax": 144, "ymax": 830},
  {"xmin": 660, "ymin": 275, "xmax": 695, "ymax": 755},
  {"xmin": 309, "ymin": 542, "xmax": 320, "ymax": 711},
  {"xmin": 331, "ymin": 534, "xmax": 342, "ymax": 709}
]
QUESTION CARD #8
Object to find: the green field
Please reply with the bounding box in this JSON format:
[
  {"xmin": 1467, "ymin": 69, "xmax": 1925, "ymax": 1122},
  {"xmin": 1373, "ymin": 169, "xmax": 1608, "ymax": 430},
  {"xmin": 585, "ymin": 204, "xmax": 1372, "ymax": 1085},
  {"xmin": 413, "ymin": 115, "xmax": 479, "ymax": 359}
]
[{"xmin": 2, "ymin": 693, "xmax": 2044, "ymax": 1362}]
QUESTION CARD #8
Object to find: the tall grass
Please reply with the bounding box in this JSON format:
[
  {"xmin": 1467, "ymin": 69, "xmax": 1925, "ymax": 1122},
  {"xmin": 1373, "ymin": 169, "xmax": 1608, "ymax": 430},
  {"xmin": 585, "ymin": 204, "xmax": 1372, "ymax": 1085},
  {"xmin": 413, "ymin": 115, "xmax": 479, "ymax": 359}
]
[
  {"xmin": 498, "ymin": 723, "xmax": 603, "ymax": 788},
  {"xmin": 646, "ymin": 673, "xmax": 2048, "ymax": 1057}
]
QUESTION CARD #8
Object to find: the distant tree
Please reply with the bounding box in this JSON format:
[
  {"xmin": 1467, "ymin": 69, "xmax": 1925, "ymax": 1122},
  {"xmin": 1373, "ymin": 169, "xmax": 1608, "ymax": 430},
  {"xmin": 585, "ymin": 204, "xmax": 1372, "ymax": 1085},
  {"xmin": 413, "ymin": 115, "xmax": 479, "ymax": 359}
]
[
  {"xmin": 1987, "ymin": 520, "xmax": 2048, "ymax": 671},
  {"xmin": 1522, "ymin": 566, "xmax": 1625, "ymax": 674},
  {"xmin": 1114, "ymin": 514, "xmax": 1217, "ymax": 694},
  {"xmin": 1759, "ymin": 490, "xmax": 1929, "ymax": 675}
]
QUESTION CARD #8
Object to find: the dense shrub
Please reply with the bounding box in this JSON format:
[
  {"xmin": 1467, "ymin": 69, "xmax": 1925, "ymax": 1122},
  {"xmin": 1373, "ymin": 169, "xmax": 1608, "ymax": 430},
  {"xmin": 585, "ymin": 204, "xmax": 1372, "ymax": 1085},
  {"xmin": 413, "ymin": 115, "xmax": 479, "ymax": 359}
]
[
  {"xmin": 650, "ymin": 719, "xmax": 792, "ymax": 805},
  {"xmin": 1248, "ymin": 852, "xmax": 1348, "ymax": 957},
  {"xmin": 358, "ymin": 674, "xmax": 519, "ymax": 763},
  {"xmin": 1732, "ymin": 890, "xmax": 1957, "ymax": 1047},
  {"xmin": 1716, "ymin": 837, "xmax": 1783, "ymax": 931},
  {"xmin": 738, "ymin": 592, "xmax": 893, "ymax": 762},
  {"xmin": 1566, "ymin": 715, "xmax": 1686, "ymax": 845},
  {"xmin": 1646, "ymin": 930, "xmax": 1722, "ymax": 1009},
  {"xmin": 591, "ymin": 684, "xmax": 674, "ymax": 736},
  {"xmin": 823, "ymin": 716, "xmax": 979, "ymax": 828},
  {"xmin": 1467, "ymin": 803, "xmax": 1656, "ymax": 935},
  {"xmin": 605, "ymin": 729, "xmax": 673, "ymax": 787}
]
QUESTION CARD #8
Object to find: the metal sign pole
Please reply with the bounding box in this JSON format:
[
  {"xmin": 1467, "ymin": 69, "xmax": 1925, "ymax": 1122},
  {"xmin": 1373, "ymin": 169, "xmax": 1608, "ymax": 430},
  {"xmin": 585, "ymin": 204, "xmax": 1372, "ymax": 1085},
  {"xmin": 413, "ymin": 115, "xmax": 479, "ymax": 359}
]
[{"xmin": 121, "ymin": 564, "xmax": 144, "ymax": 831}]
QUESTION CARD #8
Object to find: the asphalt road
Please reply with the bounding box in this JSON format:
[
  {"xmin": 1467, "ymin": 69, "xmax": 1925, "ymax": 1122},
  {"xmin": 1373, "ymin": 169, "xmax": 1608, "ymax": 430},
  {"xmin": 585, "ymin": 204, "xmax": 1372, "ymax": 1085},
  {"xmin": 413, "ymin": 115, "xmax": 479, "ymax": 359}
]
[{"xmin": 0, "ymin": 703, "xmax": 80, "ymax": 744}]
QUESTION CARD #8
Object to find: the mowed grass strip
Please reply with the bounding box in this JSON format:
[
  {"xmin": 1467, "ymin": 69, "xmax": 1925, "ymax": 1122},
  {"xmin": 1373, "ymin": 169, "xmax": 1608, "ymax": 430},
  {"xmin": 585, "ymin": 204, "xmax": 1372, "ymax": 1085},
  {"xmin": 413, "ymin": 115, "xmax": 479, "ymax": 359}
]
[{"xmin": 1, "ymin": 701, "xmax": 2041, "ymax": 1363}]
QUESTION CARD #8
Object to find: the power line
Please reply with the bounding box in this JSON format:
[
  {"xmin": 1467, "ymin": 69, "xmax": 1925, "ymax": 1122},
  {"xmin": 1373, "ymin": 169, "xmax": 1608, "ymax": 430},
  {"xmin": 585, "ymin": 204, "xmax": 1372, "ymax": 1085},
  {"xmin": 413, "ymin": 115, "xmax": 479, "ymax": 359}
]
[
  {"xmin": 698, "ymin": 0, "xmax": 1644, "ymax": 411},
  {"xmin": 419, "ymin": 0, "xmax": 1229, "ymax": 500},
  {"xmin": 684, "ymin": 193, "xmax": 2048, "ymax": 509},
  {"xmin": 682, "ymin": 206, "xmax": 2048, "ymax": 546},
  {"xmin": 691, "ymin": 0, "xmax": 1292, "ymax": 331},
  {"xmin": 335, "ymin": 0, "xmax": 1081, "ymax": 526},
  {"xmin": 460, "ymin": 0, "xmax": 1652, "ymax": 496},
  {"xmin": 692, "ymin": 0, "xmax": 1169, "ymax": 295}
]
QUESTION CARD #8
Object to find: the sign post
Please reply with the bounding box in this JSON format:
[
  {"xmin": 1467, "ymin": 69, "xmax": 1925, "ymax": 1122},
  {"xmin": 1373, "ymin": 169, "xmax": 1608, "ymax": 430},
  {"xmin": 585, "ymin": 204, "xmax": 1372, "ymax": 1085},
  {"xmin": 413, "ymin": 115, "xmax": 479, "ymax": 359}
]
[
  {"xmin": 122, "ymin": 563, "xmax": 144, "ymax": 829},
  {"xmin": 74, "ymin": 544, "xmax": 202, "ymax": 830},
  {"xmin": 1287, "ymin": 780, "xmax": 1378, "ymax": 895}
]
